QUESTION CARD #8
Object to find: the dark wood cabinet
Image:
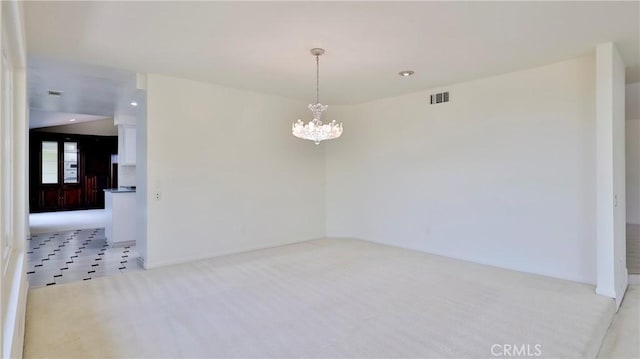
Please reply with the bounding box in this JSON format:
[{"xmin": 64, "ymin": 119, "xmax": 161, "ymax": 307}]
[
  {"xmin": 38, "ymin": 187, "xmax": 60, "ymax": 211},
  {"xmin": 37, "ymin": 183, "xmax": 83, "ymax": 210},
  {"xmin": 30, "ymin": 132, "xmax": 118, "ymax": 213}
]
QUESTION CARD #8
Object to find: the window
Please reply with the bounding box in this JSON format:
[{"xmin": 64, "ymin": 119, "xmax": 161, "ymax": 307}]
[
  {"xmin": 63, "ymin": 141, "xmax": 78, "ymax": 183},
  {"xmin": 41, "ymin": 141, "xmax": 58, "ymax": 184}
]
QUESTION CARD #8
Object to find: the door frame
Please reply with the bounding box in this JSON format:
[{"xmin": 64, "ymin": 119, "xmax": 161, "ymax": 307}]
[{"xmin": 30, "ymin": 133, "xmax": 84, "ymax": 212}]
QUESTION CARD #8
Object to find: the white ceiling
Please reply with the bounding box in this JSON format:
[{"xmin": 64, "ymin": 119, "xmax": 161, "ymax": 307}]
[
  {"xmin": 24, "ymin": 1, "xmax": 639, "ymax": 105},
  {"xmin": 29, "ymin": 109, "xmax": 111, "ymax": 129},
  {"xmin": 28, "ymin": 56, "xmax": 135, "ymax": 128}
]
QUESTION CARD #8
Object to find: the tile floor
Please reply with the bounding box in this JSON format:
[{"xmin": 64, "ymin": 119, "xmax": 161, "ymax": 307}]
[{"xmin": 26, "ymin": 228, "xmax": 143, "ymax": 288}]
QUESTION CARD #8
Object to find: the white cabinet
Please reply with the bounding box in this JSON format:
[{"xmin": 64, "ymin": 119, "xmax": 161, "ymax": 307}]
[{"xmin": 118, "ymin": 125, "xmax": 136, "ymax": 166}]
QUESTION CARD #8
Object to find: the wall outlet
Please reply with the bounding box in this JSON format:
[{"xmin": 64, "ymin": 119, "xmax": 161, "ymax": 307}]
[{"xmin": 155, "ymin": 191, "xmax": 161, "ymax": 201}]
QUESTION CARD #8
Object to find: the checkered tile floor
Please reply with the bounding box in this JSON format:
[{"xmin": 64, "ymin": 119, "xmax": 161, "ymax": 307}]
[{"xmin": 26, "ymin": 228, "xmax": 143, "ymax": 288}]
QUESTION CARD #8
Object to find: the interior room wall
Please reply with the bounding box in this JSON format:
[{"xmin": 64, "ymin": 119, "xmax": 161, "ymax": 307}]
[
  {"xmin": 143, "ymin": 74, "xmax": 325, "ymax": 268},
  {"xmin": 625, "ymin": 82, "xmax": 640, "ymax": 275},
  {"xmin": 135, "ymin": 89, "xmax": 147, "ymax": 264},
  {"xmin": 326, "ymin": 55, "xmax": 598, "ymax": 284},
  {"xmin": 33, "ymin": 118, "xmax": 117, "ymax": 136},
  {"xmin": 626, "ymin": 82, "xmax": 640, "ymax": 225},
  {"xmin": 118, "ymin": 166, "xmax": 135, "ymax": 187}
]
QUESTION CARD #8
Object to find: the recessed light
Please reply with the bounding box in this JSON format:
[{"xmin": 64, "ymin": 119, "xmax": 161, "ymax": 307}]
[
  {"xmin": 398, "ymin": 70, "xmax": 415, "ymax": 77},
  {"xmin": 69, "ymin": 118, "xmax": 76, "ymax": 122},
  {"xmin": 130, "ymin": 101, "xmax": 138, "ymax": 106}
]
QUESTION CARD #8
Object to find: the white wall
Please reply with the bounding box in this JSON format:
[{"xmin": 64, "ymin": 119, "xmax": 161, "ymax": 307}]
[
  {"xmin": 136, "ymin": 88, "xmax": 147, "ymax": 264},
  {"xmin": 625, "ymin": 83, "xmax": 640, "ymax": 275},
  {"xmin": 142, "ymin": 74, "xmax": 325, "ymax": 268},
  {"xmin": 626, "ymin": 83, "xmax": 639, "ymax": 225},
  {"xmin": 595, "ymin": 43, "xmax": 627, "ymax": 307},
  {"xmin": 118, "ymin": 166, "xmax": 136, "ymax": 187},
  {"xmin": 326, "ymin": 56, "xmax": 597, "ymax": 284}
]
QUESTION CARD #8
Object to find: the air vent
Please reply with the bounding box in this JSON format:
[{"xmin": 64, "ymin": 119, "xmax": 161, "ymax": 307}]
[
  {"xmin": 48, "ymin": 90, "xmax": 63, "ymax": 96},
  {"xmin": 430, "ymin": 91, "xmax": 449, "ymax": 104}
]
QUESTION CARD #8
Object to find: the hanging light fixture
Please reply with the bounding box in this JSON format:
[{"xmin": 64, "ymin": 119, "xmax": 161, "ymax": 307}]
[{"xmin": 292, "ymin": 48, "xmax": 343, "ymax": 144}]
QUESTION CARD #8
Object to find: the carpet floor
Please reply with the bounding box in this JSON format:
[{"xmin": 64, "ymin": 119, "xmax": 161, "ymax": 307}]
[
  {"xmin": 598, "ymin": 285, "xmax": 639, "ymax": 359},
  {"xmin": 24, "ymin": 238, "xmax": 615, "ymax": 358}
]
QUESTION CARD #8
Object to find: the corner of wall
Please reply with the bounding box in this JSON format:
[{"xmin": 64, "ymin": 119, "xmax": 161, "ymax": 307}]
[
  {"xmin": 326, "ymin": 55, "xmax": 601, "ymax": 284},
  {"xmin": 135, "ymin": 86, "xmax": 148, "ymax": 266},
  {"xmin": 595, "ymin": 42, "xmax": 628, "ymax": 307}
]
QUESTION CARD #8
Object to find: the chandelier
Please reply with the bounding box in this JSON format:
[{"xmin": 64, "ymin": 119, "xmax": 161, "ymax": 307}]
[{"xmin": 292, "ymin": 48, "xmax": 343, "ymax": 144}]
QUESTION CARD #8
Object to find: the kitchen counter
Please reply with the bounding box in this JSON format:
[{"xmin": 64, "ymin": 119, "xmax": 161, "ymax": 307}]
[
  {"xmin": 104, "ymin": 189, "xmax": 136, "ymax": 247},
  {"xmin": 104, "ymin": 188, "xmax": 136, "ymax": 193}
]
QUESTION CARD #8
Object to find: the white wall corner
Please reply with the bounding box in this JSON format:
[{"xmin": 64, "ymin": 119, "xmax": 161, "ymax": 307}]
[
  {"xmin": 325, "ymin": 56, "xmax": 598, "ymax": 284},
  {"xmin": 595, "ymin": 42, "xmax": 627, "ymax": 309},
  {"xmin": 143, "ymin": 74, "xmax": 324, "ymax": 267}
]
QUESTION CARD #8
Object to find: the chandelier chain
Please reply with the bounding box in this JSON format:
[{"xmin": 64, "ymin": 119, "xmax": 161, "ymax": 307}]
[{"xmin": 316, "ymin": 54, "xmax": 320, "ymax": 104}]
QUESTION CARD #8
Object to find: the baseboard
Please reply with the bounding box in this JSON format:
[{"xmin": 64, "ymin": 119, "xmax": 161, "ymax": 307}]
[
  {"xmin": 331, "ymin": 236, "xmax": 596, "ymax": 284},
  {"xmin": 144, "ymin": 237, "xmax": 323, "ymax": 269},
  {"xmin": 596, "ymin": 286, "xmax": 617, "ymax": 298},
  {"xmin": 11, "ymin": 275, "xmax": 28, "ymax": 359},
  {"xmin": 629, "ymin": 274, "xmax": 640, "ymax": 285},
  {"xmin": 2, "ymin": 252, "xmax": 28, "ymax": 359},
  {"xmin": 615, "ymin": 270, "xmax": 629, "ymax": 309}
]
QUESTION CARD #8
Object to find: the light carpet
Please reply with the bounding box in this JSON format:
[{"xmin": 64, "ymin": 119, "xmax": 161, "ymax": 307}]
[
  {"xmin": 598, "ymin": 285, "xmax": 640, "ymax": 359},
  {"xmin": 25, "ymin": 238, "xmax": 615, "ymax": 358}
]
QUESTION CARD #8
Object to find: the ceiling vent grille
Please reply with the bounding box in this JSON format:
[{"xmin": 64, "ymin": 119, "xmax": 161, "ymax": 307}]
[
  {"xmin": 47, "ymin": 90, "xmax": 63, "ymax": 96},
  {"xmin": 430, "ymin": 91, "xmax": 449, "ymax": 104}
]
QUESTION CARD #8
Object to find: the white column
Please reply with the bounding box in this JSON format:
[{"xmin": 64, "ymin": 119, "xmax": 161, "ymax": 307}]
[
  {"xmin": 13, "ymin": 69, "xmax": 27, "ymax": 248},
  {"xmin": 596, "ymin": 42, "xmax": 627, "ymax": 308}
]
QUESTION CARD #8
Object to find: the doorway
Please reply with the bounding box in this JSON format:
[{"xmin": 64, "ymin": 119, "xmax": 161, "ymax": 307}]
[
  {"xmin": 37, "ymin": 139, "xmax": 81, "ymax": 211},
  {"xmin": 29, "ymin": 132, "xmax": 118, "ymax": 212}
]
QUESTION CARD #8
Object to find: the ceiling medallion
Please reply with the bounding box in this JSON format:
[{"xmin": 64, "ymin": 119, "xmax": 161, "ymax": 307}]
[{"xmin": 292, "ymin": 48, "xmax": 343, "ymax": 144}]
